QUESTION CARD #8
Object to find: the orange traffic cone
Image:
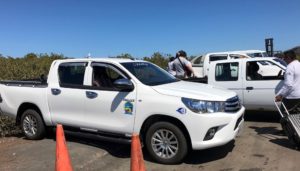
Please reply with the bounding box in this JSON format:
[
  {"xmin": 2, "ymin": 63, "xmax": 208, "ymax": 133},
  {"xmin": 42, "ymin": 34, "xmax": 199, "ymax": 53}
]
[
  {"xmin": 56, "ymin": 124, "xmax": 73, "ymax": 171},
  {"xmin": 130, "ymin": 134, "xmax": 146, "ymax": 171}
]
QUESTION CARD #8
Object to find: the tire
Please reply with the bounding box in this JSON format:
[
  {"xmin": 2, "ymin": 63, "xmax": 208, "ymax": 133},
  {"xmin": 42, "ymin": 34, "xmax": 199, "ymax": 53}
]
[
  {"xmin": 21, "ymin": 109, "xmax": 46, "ymax": 140},
  {"xmin": 145, "ymin": 122, "xmax": 188, "ymax": 164}
]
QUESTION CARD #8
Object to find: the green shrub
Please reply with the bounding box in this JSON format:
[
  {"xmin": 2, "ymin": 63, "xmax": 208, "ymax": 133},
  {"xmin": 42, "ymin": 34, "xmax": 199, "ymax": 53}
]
[{"xmin": 0, "ymin": 115, "xmax": 21, "ymax": 137}]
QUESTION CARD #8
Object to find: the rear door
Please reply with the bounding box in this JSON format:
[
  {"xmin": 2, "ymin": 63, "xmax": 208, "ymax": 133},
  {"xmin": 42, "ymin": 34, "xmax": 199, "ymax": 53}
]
[
  {"xmin": 48, "ymin": 62, "xmax": 88, "ymax": 126},
  {"xmin": 209, "ymin": 61, "xmax": 244, "ymax": 102},
  {"xmin": 205, "ymin": 54, "xmax": 228, "ymax": 77}
]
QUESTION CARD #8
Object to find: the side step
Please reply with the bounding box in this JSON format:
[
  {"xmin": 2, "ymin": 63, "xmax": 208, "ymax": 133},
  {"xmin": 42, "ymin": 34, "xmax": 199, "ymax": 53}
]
[{"xmin": 61, "ymin": 125, "xmax": 132, "ymax": 144}]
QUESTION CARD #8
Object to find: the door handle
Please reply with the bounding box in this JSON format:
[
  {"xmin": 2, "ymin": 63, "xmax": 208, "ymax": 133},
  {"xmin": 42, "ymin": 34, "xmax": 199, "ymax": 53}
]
[
  {"xmin": 86, "ymin": 91, "xmax": 98, "ymax": 99},
  {"xmin": 246, "ymin": 87, "xmax": 254, "ymax": 90},
  {"xmin": 51, "ymin": 88, "xmax": 61, "ymax": 95}
]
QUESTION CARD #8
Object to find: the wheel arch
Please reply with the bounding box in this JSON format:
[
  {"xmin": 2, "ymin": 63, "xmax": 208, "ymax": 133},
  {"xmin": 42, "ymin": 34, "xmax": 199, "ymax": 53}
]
[
  {"xmin": 140, "ymin": 114, "xmax": 192, "ymax": 149},
  {"xmin": 16, "ymin": 103, "xmax": 44, "ymax": 125}
]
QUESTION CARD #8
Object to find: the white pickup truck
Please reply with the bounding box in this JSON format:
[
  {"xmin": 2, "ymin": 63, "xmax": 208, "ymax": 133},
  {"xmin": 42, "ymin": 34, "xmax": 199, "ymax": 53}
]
[
  {"xmin": 200, "ymin": 57, "xmax": 286, "ymax": 111},
  {"xmin": 0, "ymin": 58, "xmax": 244, "ymax": 164},
  {"xmin": 191, "ymin": 50, "xmax": 271, "ymax": 78}
]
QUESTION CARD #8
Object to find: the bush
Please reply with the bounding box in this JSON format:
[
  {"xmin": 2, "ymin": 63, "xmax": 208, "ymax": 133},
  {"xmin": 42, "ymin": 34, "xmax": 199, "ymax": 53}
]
[{"xmin": 0, "ymin": 115, "xmax": 21, "ymax": 137}]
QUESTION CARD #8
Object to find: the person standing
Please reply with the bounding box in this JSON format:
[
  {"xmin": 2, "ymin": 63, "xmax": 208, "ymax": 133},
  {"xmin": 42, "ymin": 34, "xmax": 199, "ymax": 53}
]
[
  {"xmin": 172, "ymin": 50, "xmax": 195, "ymax": 79},
  {"xmin": 275, "ymin": 50, "xmax": 300, "ymax": 114},
  {"xmin": 167, "ymin": 56, "xmax": 176, "ymax": 76}
]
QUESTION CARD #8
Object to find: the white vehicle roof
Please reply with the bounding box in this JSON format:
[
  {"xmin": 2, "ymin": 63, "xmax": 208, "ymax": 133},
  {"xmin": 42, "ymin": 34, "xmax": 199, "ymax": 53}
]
[
  {"xmin": 211, "ymin": 57, "xmax": 286, "ymax": 68},
  {"xmin": 212, "ymin": 57, "xmax": 272, "ymax": 62},
  {"xmin": 53, "ymin": 58, "xmax": 145, "ymax": 64},
  {"xmin": 205, "ymin": 50, "xmax": 265, "ymax": 55}
]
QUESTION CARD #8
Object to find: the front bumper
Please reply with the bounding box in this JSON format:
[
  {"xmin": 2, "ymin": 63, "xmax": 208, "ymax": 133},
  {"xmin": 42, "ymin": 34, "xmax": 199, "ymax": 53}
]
[{"xmin": 186, "ymin": 106, "xmax": 245, "ymax": 150}]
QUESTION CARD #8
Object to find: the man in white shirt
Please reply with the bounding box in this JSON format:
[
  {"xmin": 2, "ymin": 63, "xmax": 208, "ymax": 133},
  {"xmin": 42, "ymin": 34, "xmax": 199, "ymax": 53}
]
[{"xmin": 275, "ymin": 50, "xmax": 300, "ymax": 114}]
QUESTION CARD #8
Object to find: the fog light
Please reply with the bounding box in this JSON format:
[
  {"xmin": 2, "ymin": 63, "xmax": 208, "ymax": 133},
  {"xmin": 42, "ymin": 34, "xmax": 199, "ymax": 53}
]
[{"xmin": 204, "ymin": 127, "xmax": 218, "ymax": 141}]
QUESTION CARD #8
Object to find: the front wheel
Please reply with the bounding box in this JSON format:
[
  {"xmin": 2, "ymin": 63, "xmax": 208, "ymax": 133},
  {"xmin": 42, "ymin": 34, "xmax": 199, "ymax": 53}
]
[
  {"xmin": 21, "ymin": 109, "xmax": 46, "ymax": 140},
  {"xmin": 145, "ymin": 122, "xmax": 188, "ymax": 164}
]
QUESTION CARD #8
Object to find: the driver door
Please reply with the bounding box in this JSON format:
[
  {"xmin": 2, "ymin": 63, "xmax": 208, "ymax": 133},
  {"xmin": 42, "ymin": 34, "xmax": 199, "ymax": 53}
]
[{"xmin": 83, "ymin": 62, "xmax": 137, "ymax": 134}]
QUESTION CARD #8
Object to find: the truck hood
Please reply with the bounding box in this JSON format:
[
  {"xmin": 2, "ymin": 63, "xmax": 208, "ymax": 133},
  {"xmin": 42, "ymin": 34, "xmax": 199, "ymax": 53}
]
[{"xmin": 152, "ymin": 81, "xmax": 236, "ymax": 101}]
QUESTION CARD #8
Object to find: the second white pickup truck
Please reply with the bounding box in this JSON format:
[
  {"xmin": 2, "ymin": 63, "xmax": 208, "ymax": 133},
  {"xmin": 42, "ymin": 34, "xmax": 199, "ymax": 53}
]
[
  {"xmin": 0, "ymin": 58, "xmax": 244, "ymax": 164},
  {"xmin": 195, "ymin": 57, "xmax": 286, "ymax": 111},
  {"xmin": 191, "ymin": 50, "xmax": 269, "ymax": 78}
]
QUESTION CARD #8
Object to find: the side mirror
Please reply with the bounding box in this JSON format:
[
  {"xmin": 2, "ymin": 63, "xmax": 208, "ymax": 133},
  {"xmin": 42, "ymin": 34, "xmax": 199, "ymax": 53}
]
[
  {"xmin": 277, "ymin": 70, "xmax": 284, "ymax": 80},
  {"xmin": 279, "ymin": 74, "xmax": 285, "ymax": 80},
  {"xmin": 113, "ymin": 78, "xmax": 134, "ymax": 91}
]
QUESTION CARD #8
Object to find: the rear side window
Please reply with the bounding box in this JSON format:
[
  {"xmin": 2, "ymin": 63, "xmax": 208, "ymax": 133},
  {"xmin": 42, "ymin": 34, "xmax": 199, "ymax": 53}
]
[
  {"xmin": 247, "ymin": 53, "xmax": 263, "ymax": 57},
  {"xmin": 209, "ymin": 55, "xmax": 228, "ymax": 62},
  {"xmin": 58, "ymin": 62, "xmax": 86, "ymax": 86},
  {"xmin": 215, "ymin": 62, "xmax": 239, "ymax": 81},
  {"xmin": 192, "ymin": 56, "xmax": 204, "ymax": 66}
]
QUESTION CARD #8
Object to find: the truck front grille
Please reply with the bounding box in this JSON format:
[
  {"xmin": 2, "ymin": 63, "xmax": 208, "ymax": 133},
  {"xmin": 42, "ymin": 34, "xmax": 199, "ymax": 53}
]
[{"xmin": 225, "ymin": 96, "xmax": 241, "ymax": 112}]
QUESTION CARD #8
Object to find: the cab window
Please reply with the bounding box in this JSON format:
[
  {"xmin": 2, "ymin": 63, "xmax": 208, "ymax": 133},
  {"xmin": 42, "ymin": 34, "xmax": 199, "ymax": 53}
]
[
  {"xmin": 215, "ymin": 62, "xmax": 239, "ymax": 81},
  {"xmin": 192, "ymin": 56, "xmax": 204, "ymax": 67},
  {"xmin": 246, "ymin": 61, "xmax": 284, "ymax": 81},
  {"xmin": 58, "ymin": 62, "xmax": 86, "ymax": 87}
]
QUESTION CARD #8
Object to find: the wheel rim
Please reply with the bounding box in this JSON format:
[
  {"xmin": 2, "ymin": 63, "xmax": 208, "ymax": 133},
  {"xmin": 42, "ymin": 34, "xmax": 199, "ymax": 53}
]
[
  {"xmin": 23, "ymin": 115, "xmax": 38, "ymax": 137},
  {"xmin": 151, "ymin": 129, "xmax": 179, "ymax": 159}
]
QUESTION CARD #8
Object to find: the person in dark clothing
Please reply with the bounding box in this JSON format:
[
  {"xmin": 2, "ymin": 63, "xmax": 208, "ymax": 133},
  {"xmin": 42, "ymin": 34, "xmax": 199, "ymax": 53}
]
[
  {"xmin": 172, "ymin": 50, "xmax": 195, "ymax": 79},
  {"xmin": 247, "ymin": 62, "xmax": 263, "ymax": 80}
]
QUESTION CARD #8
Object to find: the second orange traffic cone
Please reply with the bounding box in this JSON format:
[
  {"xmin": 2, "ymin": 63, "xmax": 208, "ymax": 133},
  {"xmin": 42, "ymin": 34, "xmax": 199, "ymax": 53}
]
[
  {"xmin": 130, "ymin": 134, "xmax": 146, "ymax": 171},
  {"xmin": 56, "ymin": 124, "xmax": 73, "ymax": 171}
]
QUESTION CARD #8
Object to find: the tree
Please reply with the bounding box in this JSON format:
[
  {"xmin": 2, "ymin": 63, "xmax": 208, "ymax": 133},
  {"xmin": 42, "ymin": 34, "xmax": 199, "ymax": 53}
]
[
  {"xmin": 114, "ymin": 53, "xmax": 133, "ymax": 59},
  {"xmin": 24, "ymin": 53, "xmax": 38, "ymax": 59},
  {"xmin": 143, "ymin": 52, "xmax": 169, "ymax": 69}
]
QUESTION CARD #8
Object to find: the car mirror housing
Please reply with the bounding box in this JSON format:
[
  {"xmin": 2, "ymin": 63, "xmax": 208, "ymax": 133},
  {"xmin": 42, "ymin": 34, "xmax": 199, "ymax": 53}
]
[{"xmin": 113, "ymin": 78, "xmax": 134, "ymax": 91}]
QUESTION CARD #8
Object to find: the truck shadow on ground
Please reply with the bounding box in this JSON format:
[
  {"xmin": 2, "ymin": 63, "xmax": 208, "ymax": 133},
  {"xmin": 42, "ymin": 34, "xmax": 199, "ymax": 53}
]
[
  {"xmin": 249, "ymin": 126, "xmax": 296, "ymax": 150},
  {"xmin": 246, "ymin": 110, "xmax": 296, "ymax": 150},
  {"xmin": 59, "ymin": 131, "xmax": 132, "ymax": 159},
  {"xmin": 244, "ymin": 110, "xmax": 280, "ymax": 123},
  {"xmin": 46, "ymin": 128, "xmax": 235, "ymax": 165},
  {"xmin": 182, "ymin": 140, "xmax": 235, "ymax": 164}
]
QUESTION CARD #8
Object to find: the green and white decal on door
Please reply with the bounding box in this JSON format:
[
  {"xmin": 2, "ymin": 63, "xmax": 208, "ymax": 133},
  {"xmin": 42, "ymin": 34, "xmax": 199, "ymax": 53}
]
[{"xmin": 124, "ymin": 101, "xmax": 133, "ymax": 115}]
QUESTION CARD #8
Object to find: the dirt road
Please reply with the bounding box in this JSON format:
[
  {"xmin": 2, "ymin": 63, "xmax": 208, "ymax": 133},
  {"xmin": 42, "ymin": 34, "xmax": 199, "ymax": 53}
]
[{"xmin": 0, "ymin": 112, "xmax": 299, "ymax": 171}]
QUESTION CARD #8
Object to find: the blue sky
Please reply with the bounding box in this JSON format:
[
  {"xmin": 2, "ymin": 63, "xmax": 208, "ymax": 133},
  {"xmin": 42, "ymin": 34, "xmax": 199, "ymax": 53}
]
[{"xmin": 0, "ymin": 0, "xmax": 299, "ymax": 58}]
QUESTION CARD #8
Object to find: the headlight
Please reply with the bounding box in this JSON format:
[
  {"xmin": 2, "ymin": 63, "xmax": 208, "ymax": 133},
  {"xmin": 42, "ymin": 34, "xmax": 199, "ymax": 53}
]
[{"xmin": 182, "ymin": 97, "xmax": 225, "ymax": 114}]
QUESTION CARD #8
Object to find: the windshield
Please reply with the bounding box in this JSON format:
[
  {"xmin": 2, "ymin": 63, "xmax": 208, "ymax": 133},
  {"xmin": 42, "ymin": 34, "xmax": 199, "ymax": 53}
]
[
  {"xmin": 273, "ymin": 58, "xmax": 287, "ymax": 67},
  {"xmin": 121, "ymin": 62, "xmax": 178, "ymax": 86},
  {"xmin": 262, "ymin": 52, "xmax": 269, "ymax": 57}
]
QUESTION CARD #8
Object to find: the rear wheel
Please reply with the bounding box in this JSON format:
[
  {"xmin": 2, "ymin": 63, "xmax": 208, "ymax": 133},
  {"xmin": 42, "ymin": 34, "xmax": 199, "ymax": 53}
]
[
  {"xmin": 21, "ymin": 109, "xmax": 46, "ymax": 140},
  {"xmin": 145, "ymin": 122, "xmax": 188, "ymax": 164}
]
